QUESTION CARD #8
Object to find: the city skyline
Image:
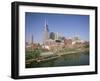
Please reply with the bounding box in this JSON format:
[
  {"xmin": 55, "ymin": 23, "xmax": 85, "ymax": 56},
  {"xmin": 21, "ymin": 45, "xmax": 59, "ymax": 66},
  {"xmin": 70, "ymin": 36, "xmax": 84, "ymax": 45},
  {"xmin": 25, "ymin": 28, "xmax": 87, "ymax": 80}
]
[{"xmin": 25, "ymin": 12, "xmax": 89, "ymax": 44}]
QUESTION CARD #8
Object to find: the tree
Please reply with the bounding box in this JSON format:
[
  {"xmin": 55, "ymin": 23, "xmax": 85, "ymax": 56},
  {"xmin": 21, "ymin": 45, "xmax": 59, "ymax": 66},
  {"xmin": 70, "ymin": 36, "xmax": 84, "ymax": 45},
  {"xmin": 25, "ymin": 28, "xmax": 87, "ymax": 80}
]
[
  {"xmin": 32, "ymin": 48, "xmax": 41, "ymax": 58},
  {"xmin": 50, "ymin": 32, "xmax": 55, "ymax": 40}
]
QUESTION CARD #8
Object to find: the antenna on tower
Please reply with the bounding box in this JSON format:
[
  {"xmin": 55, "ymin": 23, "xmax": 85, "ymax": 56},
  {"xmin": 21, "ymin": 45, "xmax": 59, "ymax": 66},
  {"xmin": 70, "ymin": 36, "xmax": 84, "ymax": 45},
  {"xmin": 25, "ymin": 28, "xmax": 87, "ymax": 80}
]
[
  {"xmin": 44, "ymin": 18, "xmax": 47, "ymax": 30},
  {"xmin": 43, "ymin": 18, "xmax": 49, "ymax": 45},
  {"xmin": 45, "ymin": 18, "xmax": 46, "ymax": 27},
  {"xmin": 44, "ymin": 18, "xmax": 49, "ymax": 31}
]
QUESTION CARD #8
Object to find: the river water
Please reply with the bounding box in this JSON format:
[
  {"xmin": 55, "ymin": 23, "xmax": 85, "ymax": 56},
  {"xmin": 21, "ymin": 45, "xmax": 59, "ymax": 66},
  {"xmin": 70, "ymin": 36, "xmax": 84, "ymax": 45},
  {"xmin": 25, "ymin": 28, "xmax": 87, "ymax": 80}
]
[{"xmin": 26, "ymin": 52, "xmax": 89, "ymax": 68}]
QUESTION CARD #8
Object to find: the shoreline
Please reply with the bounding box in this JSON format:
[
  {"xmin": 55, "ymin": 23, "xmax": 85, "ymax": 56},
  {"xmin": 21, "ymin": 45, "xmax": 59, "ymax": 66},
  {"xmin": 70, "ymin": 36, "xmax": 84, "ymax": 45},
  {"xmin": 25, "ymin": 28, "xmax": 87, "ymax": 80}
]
[{"xmin": 26, "ymin": 50, "xmax": 89, "ymax": 64}]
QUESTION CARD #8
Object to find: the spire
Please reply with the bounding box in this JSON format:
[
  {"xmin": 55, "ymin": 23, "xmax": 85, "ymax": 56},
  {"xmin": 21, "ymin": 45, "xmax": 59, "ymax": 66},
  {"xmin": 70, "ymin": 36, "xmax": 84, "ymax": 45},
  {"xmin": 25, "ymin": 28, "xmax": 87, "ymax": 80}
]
[
  {"xmin": 44, "ymin": 19, "xmax": 49, "ymax": 31},
  {"xmin": 43, "ymin": 19, "xmax": 49, "ymax": 44},
  {"xmin": 45, "ymin": 18, "xmax": 47, "ymax": 27}
]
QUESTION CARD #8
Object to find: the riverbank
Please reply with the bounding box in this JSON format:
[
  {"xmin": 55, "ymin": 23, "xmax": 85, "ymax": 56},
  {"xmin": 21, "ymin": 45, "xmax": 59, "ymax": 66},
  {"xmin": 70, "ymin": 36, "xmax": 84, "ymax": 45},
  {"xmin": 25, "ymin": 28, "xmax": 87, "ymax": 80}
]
[
  {"xmin": 26, "ymin": 52, "xmax": 89, "ymax": 68},
  {"xmin": 26, "ymin": 48, "xmax": 89, "ymax": 64}
]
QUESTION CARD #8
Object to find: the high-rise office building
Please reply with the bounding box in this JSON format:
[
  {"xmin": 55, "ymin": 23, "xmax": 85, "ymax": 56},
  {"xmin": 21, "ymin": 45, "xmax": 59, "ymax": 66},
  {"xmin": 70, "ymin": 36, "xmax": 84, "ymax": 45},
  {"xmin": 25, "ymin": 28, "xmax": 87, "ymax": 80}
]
[
  {"xmin": 43, "ymin": 20, "xmax": 49, "ymax": 44},
  {"xmin": 31, "ymin": 35, "xmax": 34, "ymax": 44}
]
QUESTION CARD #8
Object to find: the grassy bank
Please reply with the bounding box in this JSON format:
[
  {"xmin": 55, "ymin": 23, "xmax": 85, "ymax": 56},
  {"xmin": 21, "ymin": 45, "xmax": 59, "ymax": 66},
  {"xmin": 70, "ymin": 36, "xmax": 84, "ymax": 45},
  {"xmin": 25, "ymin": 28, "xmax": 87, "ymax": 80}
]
[{"xmin": 26, "ymin": 47, "xmax": 89, "ymax": 65}]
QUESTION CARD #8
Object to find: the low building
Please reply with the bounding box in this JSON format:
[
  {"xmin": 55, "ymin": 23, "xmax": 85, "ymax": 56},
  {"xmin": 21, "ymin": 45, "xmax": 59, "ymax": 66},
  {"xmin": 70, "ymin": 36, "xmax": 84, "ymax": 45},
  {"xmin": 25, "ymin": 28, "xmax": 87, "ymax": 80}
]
[
  {"xmin": 42, "ymin": 38, "xmax": 64, "ymax": 51},
  {"xmin": 26, "ymin": 43, "xmax": 40, "ymax": 50},
  {"xmin": 64, "ymin": 39, "xmax": 72, "ymax": 48}
]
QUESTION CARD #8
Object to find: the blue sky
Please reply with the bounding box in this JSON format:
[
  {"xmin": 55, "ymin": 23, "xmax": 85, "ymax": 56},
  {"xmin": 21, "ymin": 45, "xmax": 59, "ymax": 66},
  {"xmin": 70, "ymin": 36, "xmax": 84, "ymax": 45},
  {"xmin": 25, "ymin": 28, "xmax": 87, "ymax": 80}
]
[{"xmin": 25, "ymin": 12, "xmax": 89, "ymax": 43}]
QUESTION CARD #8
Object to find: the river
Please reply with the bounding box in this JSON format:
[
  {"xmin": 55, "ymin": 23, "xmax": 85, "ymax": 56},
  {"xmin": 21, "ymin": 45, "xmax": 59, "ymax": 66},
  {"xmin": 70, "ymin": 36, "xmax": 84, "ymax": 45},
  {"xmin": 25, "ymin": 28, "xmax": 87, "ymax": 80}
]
[{"xmin": 26, "ymin": 52, "xmax": 89, "ymax": 68}]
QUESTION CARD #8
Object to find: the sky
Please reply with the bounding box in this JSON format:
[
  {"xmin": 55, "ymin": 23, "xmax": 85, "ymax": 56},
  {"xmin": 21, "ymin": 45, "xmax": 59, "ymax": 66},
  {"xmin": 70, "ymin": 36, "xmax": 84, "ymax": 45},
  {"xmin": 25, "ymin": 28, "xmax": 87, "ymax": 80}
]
[{"xmin": 25, "ymin": 12, "xmax": 89, "ymax": 44}]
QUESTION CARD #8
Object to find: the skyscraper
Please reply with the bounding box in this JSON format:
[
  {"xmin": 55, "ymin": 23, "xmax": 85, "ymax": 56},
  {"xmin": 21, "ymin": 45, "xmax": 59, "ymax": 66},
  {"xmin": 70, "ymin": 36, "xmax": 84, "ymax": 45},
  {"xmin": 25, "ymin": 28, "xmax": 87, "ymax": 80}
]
[
  {"xmin": 43, "ymin": 19, "xmax": 49, "ymax": 44},
  {"xmin": 55, "ymin": 32, "xmax": 59, "ymax": 40},
  {"xmin": 31, "ymin": 35, "xmax": 34, "ymax": 44}
]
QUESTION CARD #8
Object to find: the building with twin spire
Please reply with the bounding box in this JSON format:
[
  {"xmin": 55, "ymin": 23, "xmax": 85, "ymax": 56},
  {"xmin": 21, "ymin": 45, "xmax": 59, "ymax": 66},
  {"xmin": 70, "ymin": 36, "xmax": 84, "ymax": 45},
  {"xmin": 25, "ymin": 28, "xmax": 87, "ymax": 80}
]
[{"xmin": 42, "ymin": 19, "xmax": 65, "ymax": 50}]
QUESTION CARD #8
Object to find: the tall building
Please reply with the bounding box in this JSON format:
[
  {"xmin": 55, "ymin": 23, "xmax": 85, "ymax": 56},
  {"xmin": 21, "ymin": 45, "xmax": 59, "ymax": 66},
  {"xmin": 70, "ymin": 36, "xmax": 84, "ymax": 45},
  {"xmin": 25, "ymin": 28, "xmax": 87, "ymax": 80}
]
[
  {"xmin": 50, "ymin": 32, "xmax": 55, "ymax": 40},
  {"xmin": 50, "ymin": 32, "xmax": 60, "ymax": 40},
  {"xmin": 55, "ymin": 32, "xmax": 59, "ymax": 40},
  {"xmin": 31, "ymin": 35, "xmax": 34, "ymax": 44},
  {"xmin": 43, "ymin": 20, "xmax": 49, "ymax": 44}
]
